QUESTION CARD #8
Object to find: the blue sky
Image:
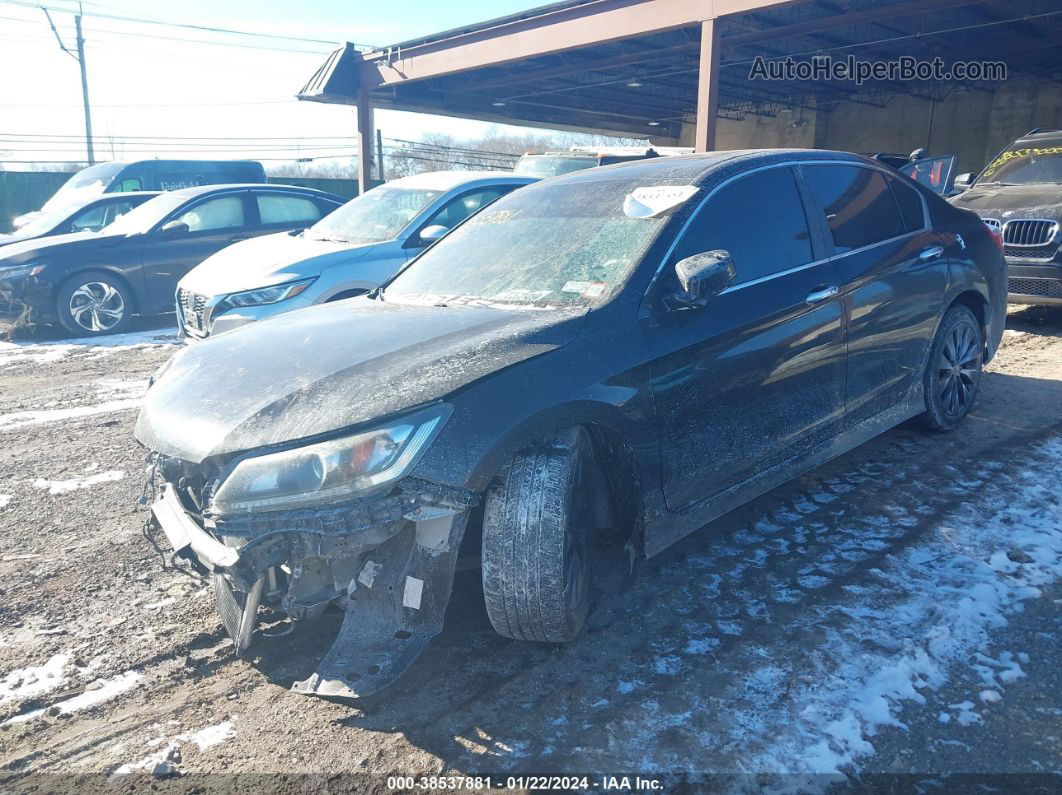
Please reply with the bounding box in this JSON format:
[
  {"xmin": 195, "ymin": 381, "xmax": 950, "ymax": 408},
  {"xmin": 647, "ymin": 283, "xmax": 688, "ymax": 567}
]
[{"xmin": 0, "ymin": 0, "xmax": 558, "ymax": 168}]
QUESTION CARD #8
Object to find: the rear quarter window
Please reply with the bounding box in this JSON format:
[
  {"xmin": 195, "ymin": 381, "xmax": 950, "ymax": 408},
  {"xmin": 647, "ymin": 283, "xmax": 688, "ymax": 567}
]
[
  {"xmin": 802, "ymin": 164, "xmax": 906, "ymax": 253},
  {"xmin": 887, "ymin": 176, "xmax": 927, "ymax": 232}
]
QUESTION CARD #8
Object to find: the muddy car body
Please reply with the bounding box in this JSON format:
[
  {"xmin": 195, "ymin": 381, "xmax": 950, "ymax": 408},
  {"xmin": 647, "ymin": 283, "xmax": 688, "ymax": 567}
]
[{"xmin": 137, "ymin": 150, "xmax": 1005, "ymax": 698}]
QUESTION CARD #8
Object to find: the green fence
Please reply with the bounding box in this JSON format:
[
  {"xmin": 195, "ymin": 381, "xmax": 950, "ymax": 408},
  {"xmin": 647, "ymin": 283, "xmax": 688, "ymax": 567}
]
[
  {"xmin": 0, "ymin": 172, "xmax": 72, "ymax": 233},
  {"xmin": 0, "ymin": 171, "xmax": 360, "ymax": 233}
]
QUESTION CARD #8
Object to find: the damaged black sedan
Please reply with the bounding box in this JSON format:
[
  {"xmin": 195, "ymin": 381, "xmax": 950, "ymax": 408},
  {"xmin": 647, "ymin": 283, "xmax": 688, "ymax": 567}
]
[{"xmin": 137, "ymin": 150, "xmax": 1005, "ymax": 699}]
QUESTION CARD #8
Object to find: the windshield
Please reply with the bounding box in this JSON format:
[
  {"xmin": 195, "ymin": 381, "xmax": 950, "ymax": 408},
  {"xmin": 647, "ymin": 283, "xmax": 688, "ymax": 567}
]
[
  {"xmin": 8, "ymin": 201, "xmax": 84, "ymax": 237},
  {"xmin": 42, "ymin": 162, "xmax": 124, "ymax": 212},
  {"xmin": 304, "ymin": 187, "xmax": 442, "ymax": 244},
  {"xmin": 100, "ymin": 192, "xmax": 187, "ymax": 235},
  {"xmin": 384, "ymin": 178, "xmax": 677, "ymax": 309},
  {"xmin": 978, "ymin": 145, "xmax": 1062, "ymax": 185},
  {"xmin": 513, "ymin": 155, "xmax": 598, "ymax": 178}
]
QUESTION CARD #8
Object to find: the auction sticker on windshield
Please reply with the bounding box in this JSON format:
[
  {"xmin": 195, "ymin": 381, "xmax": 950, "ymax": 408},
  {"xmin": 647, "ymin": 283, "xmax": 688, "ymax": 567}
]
[
  {"xmin": 562, "ymin": 280, "xmax": 607, "ymax": 297},
  {"xmin": 623, "ymin": 185, "xmax": 699, "ymax": 218}
]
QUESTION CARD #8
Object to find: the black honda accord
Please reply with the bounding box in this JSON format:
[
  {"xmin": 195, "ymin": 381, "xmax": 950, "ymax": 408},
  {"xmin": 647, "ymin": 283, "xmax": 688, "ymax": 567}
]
[{"xmin": 136, "ymin": 150, "xmax": 1005, "ymax": 699}]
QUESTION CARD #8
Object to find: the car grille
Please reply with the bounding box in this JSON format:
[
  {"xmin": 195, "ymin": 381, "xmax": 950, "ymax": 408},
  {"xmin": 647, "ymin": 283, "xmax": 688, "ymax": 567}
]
[
  {"xmin": 177, "ymin": 288, "xmax": 208, "ymax": 333},
  {"xmin": 1002, "ymin": 218, "xmax": 1058, "ymax": 247},
  {"xmin": 1004, "ymin": 244, "xmax": 1058, "ymax": 261},
  {"xmin": 1008, "ymin": 277, "xmax": 1062, "ymax": 299},
  {"xmin": 981, "ymin": 217, "xmax": 1001, "ymax": 234}
]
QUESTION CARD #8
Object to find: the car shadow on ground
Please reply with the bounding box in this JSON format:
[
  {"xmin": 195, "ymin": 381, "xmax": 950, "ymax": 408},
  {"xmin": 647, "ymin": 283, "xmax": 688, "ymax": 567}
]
[
  {"xmin": 242, "ymin": 368, "xmax": 1062, "ymax": 774},
  {"xmin": 1005, "ymin": 304, "xmax": 1062, "ymax": 336}
]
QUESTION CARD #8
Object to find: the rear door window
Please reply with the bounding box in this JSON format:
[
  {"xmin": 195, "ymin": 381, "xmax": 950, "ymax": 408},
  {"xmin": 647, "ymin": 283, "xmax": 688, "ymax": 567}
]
[
  {"xmin": 802, "ymin": 164, "xmax": 906, "ymax": 253},
  {"xmin": 256, "ymin": 194, "xmax": 322, "ymax": 225},
  {"xmin": 174, "ymin": 196, "xmax": 245, "ymax": 232},
  {"xmin": 887, "ymin": 176, "xmax": 927, "ymax": 232},
  {"xmin": 671, "ymin": 166, "xmax": 814, "ymax": 284}
]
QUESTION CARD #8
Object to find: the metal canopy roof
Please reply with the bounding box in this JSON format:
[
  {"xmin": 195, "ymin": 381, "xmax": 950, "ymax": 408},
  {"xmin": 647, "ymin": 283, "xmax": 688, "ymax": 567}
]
[{"xmin": 299, "ymin": 0, "xmax": 1062, "ymax": 145}]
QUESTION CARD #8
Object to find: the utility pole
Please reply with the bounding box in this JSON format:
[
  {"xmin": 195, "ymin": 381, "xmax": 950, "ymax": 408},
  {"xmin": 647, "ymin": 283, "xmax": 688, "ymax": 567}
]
[
  {"xmin": 74, "ymin": 10, "xmax": 94, "ymax": 165},
  {"xmin": 375, "ymin": 129, "xmax": 384, "ymax": 183},
  {"xmin": 41, "ymin": 4, "xmax": 94, "ymax": 165}
]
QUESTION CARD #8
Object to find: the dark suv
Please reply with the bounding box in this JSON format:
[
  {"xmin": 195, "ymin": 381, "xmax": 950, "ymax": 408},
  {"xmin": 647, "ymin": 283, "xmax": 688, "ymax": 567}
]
[
  {"xmin": 951, "ymin": 128, "xmax": 1062, "ymax": 305},
  {"xmin": 138, "ymin": 150, "xmax": 1004, "ymax": 699}
]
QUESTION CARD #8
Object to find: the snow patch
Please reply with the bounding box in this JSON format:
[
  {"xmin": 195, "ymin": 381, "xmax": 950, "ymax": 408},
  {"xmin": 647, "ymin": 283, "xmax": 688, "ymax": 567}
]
[
  {"xmin": 0, "ymin": 494, "xmax": 10, "ymax": 509},
  {"xmin": 4, "ymin": 670, "xmax": 143, "ymax": 725},
  {"xmin": 735, "ymin": 436, "xmax": 1062, "ymax": 774},
  {"xmin": 33, "ymin": 469, "xmax": 124, "ymax": 495},
  {"xmin": 112, "ymin": 721, "xmax": 236, "ymax": 777},
  {"xmin": 0, "ymin": 653, "xmax": 69, "ymax": 705},
  {"xmin": 0, "ymin": 330, "xmax": 180, "ymax": 369},
  {"xmin": 0, "ymin": 380, "xmax": 146, "ymax": 433}
]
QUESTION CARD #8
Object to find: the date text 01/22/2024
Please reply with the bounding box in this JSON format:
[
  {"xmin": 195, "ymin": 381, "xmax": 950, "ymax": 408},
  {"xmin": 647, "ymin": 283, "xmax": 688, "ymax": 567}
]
[{"xmin": 386, "ymin": 776, "xmax": 664, "ymax": 790}]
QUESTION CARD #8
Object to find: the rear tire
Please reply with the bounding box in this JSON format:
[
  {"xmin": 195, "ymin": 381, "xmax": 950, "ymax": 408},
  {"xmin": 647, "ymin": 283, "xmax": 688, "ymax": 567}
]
[
  {"xmin": 481, "ymin": 427, "xmax": 595, "ymax": 643},
  {"xmin": 919, "ymin": 304, "xmax": 983, "ymax": 432},
  {"xmin": 56, "ymin": 270, "xmax": 132, "ymax": 336}
]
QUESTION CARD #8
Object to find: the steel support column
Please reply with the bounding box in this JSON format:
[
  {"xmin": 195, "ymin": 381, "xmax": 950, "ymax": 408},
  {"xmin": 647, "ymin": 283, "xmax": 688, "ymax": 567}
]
[
  {"xmin": 694, "ymin": 18, "xmax": 721, "ymax": 152},
  {"xmin": 356, "ymin": 90, "xmax": 374, "ymax": 194}
]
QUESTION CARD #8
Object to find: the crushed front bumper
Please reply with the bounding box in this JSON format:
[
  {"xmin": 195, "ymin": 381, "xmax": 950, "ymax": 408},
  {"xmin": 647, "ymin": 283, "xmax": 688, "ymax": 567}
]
[{"xmin": 149, "ymin": 478, "xmax": 477, "ymax": 699}]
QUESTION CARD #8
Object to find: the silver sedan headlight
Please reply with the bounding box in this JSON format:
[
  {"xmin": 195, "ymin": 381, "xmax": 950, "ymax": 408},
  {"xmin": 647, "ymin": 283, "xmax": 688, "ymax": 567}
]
[
  {"xmin": 222, "ymin": 277, "xmax": 316, "ymax": 309},
  {"xmin": 210, "ymin": 405, "xmax": 451, "ymax": 514}
]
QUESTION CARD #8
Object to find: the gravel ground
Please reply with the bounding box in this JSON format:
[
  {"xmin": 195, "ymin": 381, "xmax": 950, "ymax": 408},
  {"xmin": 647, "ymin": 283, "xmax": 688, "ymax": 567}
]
[{"xmin": 0, "ymin": 308, "xmax": 1060, "ymax": 792}]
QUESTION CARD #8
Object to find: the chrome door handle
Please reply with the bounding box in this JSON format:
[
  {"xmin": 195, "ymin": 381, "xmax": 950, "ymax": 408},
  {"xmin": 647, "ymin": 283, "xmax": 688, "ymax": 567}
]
[
  {"xmin": 918, "ymin": 245, "xmax": 945, "ymax": 261},
  {"xmin": 805, "ymin": 285, "xmax": 840, "ymax": 304}
]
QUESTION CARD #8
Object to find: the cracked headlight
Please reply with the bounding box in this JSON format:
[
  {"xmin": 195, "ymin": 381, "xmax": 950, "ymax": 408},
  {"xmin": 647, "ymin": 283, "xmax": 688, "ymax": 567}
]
[
  {"xmin": 210, "ymin": 404, "xmax": 451, "ymax": 514},
  {"xmin": 222, "ymin": 277, "xmax": 316, "ymax": 309}
]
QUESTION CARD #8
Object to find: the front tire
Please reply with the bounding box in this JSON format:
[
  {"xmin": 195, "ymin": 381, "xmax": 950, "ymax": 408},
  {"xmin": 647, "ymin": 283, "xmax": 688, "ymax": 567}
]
[
  {"xmin": 919, "ymin": 304, "xmax": 983, "ymax": 432},
  {"xmin": 56, "ymin": 271, "xmax": 132, "ymax": 336},
  {"xmin": 482, "ymin": 427, "xmax": 595, "ymax": 643}
]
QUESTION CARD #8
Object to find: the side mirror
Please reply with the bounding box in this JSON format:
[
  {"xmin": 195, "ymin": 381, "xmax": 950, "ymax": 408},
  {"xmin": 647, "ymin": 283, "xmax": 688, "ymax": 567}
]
[
  {"xmin": 417, "ymin": 224, "xmax": 449, "ymax": 245},
  {"xmin": 951, "ymin": 172, "xmax": 973, "ymax": 194},
  {"xmin": 160, "ymin": 220, "xmax": 190, "ymax": 236},
  {"xmin": 672, "ymin": 250, "xmax": 735, "ymax": 308}
]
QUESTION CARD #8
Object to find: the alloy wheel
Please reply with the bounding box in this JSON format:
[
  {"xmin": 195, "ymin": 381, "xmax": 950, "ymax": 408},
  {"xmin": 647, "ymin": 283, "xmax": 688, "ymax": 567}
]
[
  {"xmin": 68, "ymin": 281, "xmax": 125, "ymax": 332},
  {"xmin": 937, "ymin": 319, "xmax": 981, "ymax": 417}
]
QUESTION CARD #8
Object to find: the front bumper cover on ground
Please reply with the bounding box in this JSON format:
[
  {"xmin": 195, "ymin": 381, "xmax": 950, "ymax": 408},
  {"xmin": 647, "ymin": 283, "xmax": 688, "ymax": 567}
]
[{"xmin": 149, "ymin": 478, "xmax": 477, "ymax": 699}]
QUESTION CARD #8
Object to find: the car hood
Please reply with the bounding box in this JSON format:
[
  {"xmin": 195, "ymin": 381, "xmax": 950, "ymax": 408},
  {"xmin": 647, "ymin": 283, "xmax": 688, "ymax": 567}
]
[
  {"xmin": 0, "ymin": 229, "xmax": 126, "ymax": 265},
  {"xmin": 177, "ymin": 232, "xmax": 378, "ymax": 296},
  {"xmin": 0, "ymin": 230, "xmax": 34, "ymax": 248},
  {"xmin": 135, "ymin": 297, "xmax": 587, "ymax": 462},
  {"xmin": 950, "ymin": 183, "xmax": 1062, "ymax": 220}
]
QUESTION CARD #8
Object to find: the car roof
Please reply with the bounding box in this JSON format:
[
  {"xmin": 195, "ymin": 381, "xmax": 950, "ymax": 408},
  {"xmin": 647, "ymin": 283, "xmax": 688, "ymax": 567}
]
[
  {"xmin": 93, "ymin": 191, "xmax": 161, "ymax": 200},
  {"xmin": 544, "ymin": 148, "xmax": 869, "ymax": 186},
  {"xmin": 95, "ymin": 159, "xmax": 262, "ymax": 168},
  {"xmin": 164, "ymin": 183, "xmax": 344, "ymax": 199},
  {"xmin": 1013, "ymin": 129, "xmax": 1062, "ymax": 147},
  {"xmin": 385, "ymin": 170, "xmax": 537, "ymax": 191}
]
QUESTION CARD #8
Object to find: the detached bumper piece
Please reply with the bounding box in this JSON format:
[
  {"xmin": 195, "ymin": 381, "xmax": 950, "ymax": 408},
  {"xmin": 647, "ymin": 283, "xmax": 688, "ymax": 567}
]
[{"xmin": 149, "ymin": 478, "xmax": 477, "ymax": 699}]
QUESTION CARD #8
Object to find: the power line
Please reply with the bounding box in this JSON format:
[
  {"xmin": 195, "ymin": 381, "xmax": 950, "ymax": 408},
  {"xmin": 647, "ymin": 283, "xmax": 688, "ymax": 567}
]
[
  {"xmin": 0, "ymin": 0, "xmax": 374, "ymax": 48},
  {"xmin": 0, "ymin": 8, "xmax": 336, "ymax": 54}
]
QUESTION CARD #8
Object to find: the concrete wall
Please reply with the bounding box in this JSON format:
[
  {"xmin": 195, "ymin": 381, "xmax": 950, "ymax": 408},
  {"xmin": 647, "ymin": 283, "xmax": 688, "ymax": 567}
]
[
  {"xmin": 693, "ymin": 77, "xmax": 1062, "ymax": 177},
  {"xmin": 677, "ymin": 110, "xmax": 818, "ymax": 150}
]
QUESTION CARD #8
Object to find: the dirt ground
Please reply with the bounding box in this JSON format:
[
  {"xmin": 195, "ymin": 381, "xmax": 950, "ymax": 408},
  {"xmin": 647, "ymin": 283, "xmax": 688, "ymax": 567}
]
[{"xmin": 0, "ymin": 307, "xmax": 1060, "ymax": 792}]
